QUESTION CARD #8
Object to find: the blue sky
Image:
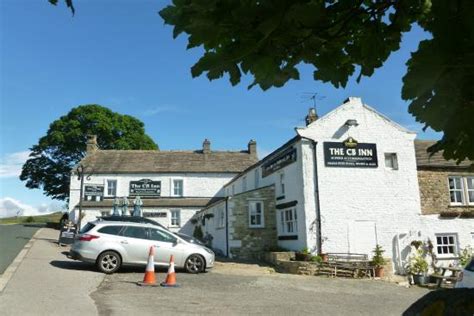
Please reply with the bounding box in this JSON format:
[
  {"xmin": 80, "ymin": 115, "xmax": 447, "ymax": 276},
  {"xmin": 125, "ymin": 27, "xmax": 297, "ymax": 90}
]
[{"xmin": 0, "ymin": 0, "xmax": 437, "ymax": 217}]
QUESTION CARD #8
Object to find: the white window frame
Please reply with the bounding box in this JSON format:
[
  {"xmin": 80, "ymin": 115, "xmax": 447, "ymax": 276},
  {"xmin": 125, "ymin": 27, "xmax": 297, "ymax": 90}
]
[
  {"xmin": 435, "ymin": 233, "xmax": 458, "ymax": 256},
  {"xmin": 466, "ymin": 177, "xmax": 474, "ymax": 205},
  {"xmin": 248, "ymin": 201, "xmax": 264, "ymax": 228},
  {"xmin": 448, "ymin": 176, "xmax": 466, "ymax": 205},
  {"xmin": 278, "ymin": 208, "xmax": 298, "ymax": 236},
  {"xmin": 279, "ymin": 173, "xmax": 285, "ymax": 195},
  {"xmin": 107, "ymin": 179, "xmax": 117, "ymax": 196},
  {"xmin": 384, "ymin": 153, "xmax": 398, "ymax": 170},
  {"xmin": 172, "ymin": 179, "xmax": 184, "ymax": 197},
  {"xmin": 170, "ymin": 209, "xmax": 181, "ymax": 227},
  {"xmin": 216, "ymin": 208, "xmax": 225, "ymax": 229},
  {"xmin": 254, "ymin": 169, "xmax": 259, "ymax": 189}
]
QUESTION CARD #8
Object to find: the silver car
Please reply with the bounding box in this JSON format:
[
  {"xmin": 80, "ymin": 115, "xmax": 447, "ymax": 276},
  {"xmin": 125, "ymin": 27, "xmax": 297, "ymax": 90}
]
[{"xmin": 70, "ymin": 221, "xmax": 214, "ymax": 274}]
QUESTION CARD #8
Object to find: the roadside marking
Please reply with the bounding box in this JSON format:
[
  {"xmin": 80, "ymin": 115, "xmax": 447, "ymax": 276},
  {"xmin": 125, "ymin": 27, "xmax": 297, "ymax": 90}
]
[{"xmin": 0, "ymin": 228, "xmax": 43, "ymax": 293}]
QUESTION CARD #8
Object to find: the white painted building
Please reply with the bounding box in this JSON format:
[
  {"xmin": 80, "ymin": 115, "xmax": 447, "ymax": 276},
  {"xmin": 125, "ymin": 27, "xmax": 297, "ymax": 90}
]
[
  {"xmin": 68, "ymin": 139, "xmax": 258, "ymax": 234},
  {"xmin": 196, "ymin": 97, "xmax": 473, "ymax": 272}
]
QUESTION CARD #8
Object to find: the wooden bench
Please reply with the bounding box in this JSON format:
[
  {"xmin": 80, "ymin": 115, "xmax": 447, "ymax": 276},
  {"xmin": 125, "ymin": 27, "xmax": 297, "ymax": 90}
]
[
  {"xmin": 430, "ymin": 267, "xmax": 462, "ymax": 288},
  {"xmin": 327, "ymin": 253, "xmax": 375, "ymax": 278}
]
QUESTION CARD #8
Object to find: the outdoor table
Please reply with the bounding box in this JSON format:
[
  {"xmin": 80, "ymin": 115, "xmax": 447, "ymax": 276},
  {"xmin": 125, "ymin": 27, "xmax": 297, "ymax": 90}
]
[{"xmin": 432, "ymin": 266, "xmax": 462, "ymax": 288}]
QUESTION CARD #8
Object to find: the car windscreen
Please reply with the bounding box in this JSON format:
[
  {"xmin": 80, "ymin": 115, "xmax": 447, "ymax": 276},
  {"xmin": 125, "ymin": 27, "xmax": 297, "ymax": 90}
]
[
  {"xmin": 79, "ymin": 223, "xmax": 95, "ymax": 234},
  {"xmin": 465, "ymin": 258, "xmax": 474, "ymax": 272}
]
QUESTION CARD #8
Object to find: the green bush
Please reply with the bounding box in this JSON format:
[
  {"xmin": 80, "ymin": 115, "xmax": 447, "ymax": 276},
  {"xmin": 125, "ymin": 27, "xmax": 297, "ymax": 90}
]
[
  {"xmin": 310, "ymin": 255, "xmax": 323, "ymax": 264},
  {"xmin": 24, "ymin": 216, "xmax": 34, "ymax": 223},
  {"xmin": 372, "ymin": 244, "xmax": 386, "ymax": 267}
]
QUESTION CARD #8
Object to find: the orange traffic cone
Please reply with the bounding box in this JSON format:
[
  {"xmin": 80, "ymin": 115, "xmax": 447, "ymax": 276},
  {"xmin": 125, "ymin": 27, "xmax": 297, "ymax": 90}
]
[
  {"xmin": 161, "ymin": 255, "xmax": 179, "ymax": 287},
  {"xmin": 137, "ymin": 246, "xmax": 158, "ymax": 287}
]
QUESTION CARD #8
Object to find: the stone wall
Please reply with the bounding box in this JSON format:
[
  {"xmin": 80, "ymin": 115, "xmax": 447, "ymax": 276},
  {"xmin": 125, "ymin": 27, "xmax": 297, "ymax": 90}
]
[
  {"xmin": 418, "ymin": 169, "xmax": 474, "ymax": 216},
  {"xmin": 228, "ymin": 186, "xmax": 277, "ymax": 260}
]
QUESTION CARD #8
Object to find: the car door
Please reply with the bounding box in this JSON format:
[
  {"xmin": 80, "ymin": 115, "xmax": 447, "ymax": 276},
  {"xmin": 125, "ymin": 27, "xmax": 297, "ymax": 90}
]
[
  {"xmin": 119, "ymin": 226, "xmax": 151, "ymax": 265},
  {"xmin": 148, "ymin": 228, "xmax": 185, "ymax": 267}
]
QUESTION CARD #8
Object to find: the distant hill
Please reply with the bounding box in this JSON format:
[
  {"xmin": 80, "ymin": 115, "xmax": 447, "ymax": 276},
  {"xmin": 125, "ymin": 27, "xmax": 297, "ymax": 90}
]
[{"xmin": 0, "ymin": 212, "xmax": 64, "ymax": 225}]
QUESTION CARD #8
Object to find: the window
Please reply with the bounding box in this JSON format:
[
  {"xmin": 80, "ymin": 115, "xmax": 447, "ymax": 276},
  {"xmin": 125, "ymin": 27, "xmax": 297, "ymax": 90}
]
[
  {"xmin": 216, "ymin": 208, "xmax": 225, "ymax": 228},
  {"xmin": 384, "ymin": 153, "xmax": 398, "ymax": 170},
  {"xmin": 121, "ymin": 226, "xmax": 148, "ymax": 239},
  {"xmin": 467, "ymin": 177, "xmax": 474, "ymax": 204},
  {"xmin": 248, "ymin": 201, "xmax": 264, "ymax": 228},
  {"xmin": 148, "ymin": 228, "xmax": 177, "ymax": 243},
  {"xmin": 98, "ymin": 226, "xmax": 123, "ymax": 236},
  {"xmin": 448, "ymin": 176, "xmax": 465, "ymax": 204},
  {"xmin": 107, "ymin": 180, "xmax": 117, "ymax": 196},
  {"xmin": 279, "ymin": 208, "xmax": 298, "ymax": 235},
  {"xmin": 436, "ymin": 234, "xmax": 458, "ymax": 255},
  {"xmin": 170, "ymin": 209, "xmax": 181, "ymax": 227},
  {"xmin": 173, "ymin": 179, "xmax": 183, "ymax": 197},
  {"xmin": 254, "ymin": 169, "xmax": 259, "ymax": 189},
  {"xmin": 242, "ymin": 176, "xmax": 247, "ymax": 192},
  {"xmin": 279, "ymin": 173, "xmax": 285, "ymax": 195}
]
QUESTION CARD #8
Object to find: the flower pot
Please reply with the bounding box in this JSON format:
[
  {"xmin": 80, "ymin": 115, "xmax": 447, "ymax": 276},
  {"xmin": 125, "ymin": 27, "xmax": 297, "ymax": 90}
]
[
  {"xmin": 295, "ymin": 253, "xmax": 311, "ymax": 261},
  {"xmin": 412, "ymin": 274, "xmax": 429, "ymax": 285},
  {"xmin": 374, "ymin": 267, "xmax": 384, "ymax": 278}
]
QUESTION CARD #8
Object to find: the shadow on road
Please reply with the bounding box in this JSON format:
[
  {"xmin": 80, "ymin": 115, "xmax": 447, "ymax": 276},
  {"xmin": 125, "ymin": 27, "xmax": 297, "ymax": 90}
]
[
  {"xmin": 50, "ymin": 260, "xmax": 97, "ymax": 272},
  {"xmin": 403, "ymin": 288, "xmax": 474, "ymax": 315}
]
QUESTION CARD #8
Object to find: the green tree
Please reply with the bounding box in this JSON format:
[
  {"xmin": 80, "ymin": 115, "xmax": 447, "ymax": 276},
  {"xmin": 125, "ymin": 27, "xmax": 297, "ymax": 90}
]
[
  {"xmin": 20, "ymin": 105, "xmax": 158, "ymax": 200},
  {"xmin": 50, "ymin": 0, "xmax": 474, "ymax": 163}
]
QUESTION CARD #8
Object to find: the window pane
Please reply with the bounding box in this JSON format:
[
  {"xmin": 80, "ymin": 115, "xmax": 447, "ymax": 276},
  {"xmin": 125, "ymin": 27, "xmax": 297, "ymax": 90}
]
[
  {"xmin": 436, "ymin": 236, "xmax": 442, "ymax": 244},
  {"xmin": 98, "ymin": 226, "xmax": 123, "ymax": 236},
  {"xmin": 437, "ymin": 246, "xmax": 442, "ymax": 253},
  {"xmin": 467, "ymin": 178, "xmax": 474, "ymax": 189},
  {"xmin": 149, "ymin": 229, "xmax": 176, "ymax": 243},
  {"xmin": 443, "ymin": 236, "xmax": 448, "ymax": 244},
  {"xmin": 468, "ymin": 191, "xmax": 474, "ymax": 203},
  {"xmin": 456, "ymin": 191, "xmax": 463, "ymax": 203},
  {"xmin": 448, "ymin": 236, "xmax": 454, "ymax": 244},
  {"xmin": 121, "ymin": 226, "xmax": 148, "ymax": 239},
  {"xmin": 449, "ymin": 178, "xmax": 455, "ymax": 189}
]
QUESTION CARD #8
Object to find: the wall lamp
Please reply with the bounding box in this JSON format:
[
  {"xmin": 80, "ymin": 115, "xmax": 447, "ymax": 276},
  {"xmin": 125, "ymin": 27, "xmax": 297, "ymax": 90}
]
[{"xmin": 344, "ymin": 119, "xmax": 359, "ymax": 127}]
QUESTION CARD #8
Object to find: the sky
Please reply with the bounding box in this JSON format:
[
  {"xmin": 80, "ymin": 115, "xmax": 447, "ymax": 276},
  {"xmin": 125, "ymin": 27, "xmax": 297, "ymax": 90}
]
[{"xmin": 0, "ymin": 0, "xmax": 437, "ymax": 218}]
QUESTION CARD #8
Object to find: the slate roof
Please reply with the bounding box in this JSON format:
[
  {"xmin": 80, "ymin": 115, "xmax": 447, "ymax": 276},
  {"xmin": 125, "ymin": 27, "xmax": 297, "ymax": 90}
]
[
  {"xmin": 81, "ymin": 197, "xmax": 225, "ymax": 208},
  {"xmin": 415, "ymin": 140, "xmax": 473, "ymax": 168},
  {"xmin": 76, "ymin": 150, "xmax": 258, "ymax": 174}
]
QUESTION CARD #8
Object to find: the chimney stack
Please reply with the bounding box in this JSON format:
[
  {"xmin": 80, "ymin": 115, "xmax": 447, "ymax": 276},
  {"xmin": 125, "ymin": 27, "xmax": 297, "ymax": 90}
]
[
  {"xmin": 248, "ymin": 139, "xmax": 257, "ymax": 158},
  {"xmin": 86, "ymin": 135, "xmax": 98, "ymax": 153},
  {"xmin": 305, "ymin": 108, "xmax": 318, "ymax": 126},
  {"xmin": 203, "ymin": 139, "xmax": 211, "ymax": 154}
]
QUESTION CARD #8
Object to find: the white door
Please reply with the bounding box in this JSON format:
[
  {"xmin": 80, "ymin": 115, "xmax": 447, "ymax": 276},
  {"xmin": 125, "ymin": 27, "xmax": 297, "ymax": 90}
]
[{"xmin": 349, "ymin": 221, "xmax": 377, "ymax": 256}]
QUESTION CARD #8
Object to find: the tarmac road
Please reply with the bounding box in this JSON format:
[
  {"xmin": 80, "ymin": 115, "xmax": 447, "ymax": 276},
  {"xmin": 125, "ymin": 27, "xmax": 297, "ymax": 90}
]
[{"xmin": 0, "ymin": 224, "xmax": 41, "ymax": 274}]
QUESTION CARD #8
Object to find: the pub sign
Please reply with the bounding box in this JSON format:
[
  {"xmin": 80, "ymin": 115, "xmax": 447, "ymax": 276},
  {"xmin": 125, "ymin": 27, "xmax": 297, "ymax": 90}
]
[
  {"xmin": 262, "ymin": 147, "xmax": 297, "ymax": 177},
  {"xmin": 323, "ymin": 138, "xmax": 378, "ymax": 168},
  {"xmin": 84, "ymin": 185, "xmax": 104, "ymax": 196},
  {"xmin": 129, "ymin": 179, "xmax": 161, "ymax": 196}
]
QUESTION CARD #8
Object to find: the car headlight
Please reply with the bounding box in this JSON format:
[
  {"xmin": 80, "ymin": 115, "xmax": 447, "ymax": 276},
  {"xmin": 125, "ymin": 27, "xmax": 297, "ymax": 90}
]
[{"xmin": 203, "ymin": 247, "xmax": 214, "ymax": 255}]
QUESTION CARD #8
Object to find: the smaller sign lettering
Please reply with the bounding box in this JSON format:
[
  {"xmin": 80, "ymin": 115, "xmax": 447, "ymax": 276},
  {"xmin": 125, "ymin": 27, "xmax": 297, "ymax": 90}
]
[{"xmin": 262, "ymin": 148, "xmax": 297, "ymax": 177}]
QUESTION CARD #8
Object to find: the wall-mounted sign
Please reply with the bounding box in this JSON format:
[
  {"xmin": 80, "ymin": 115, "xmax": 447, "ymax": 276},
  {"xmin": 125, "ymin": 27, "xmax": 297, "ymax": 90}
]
[
  {"xmin": 129, "ymin": 179, "xmax": 161, "ymax": 196},
  {"xmin": 84, "ymin": 185, "xmax": 104, "ymax": 196},
  {"xmin": 324, "ymin": 139, "xmax": 378, "ymax": 168},
  {"xmin": 262, "ymin": 147, "xmax": 297, "ymax": 177}
]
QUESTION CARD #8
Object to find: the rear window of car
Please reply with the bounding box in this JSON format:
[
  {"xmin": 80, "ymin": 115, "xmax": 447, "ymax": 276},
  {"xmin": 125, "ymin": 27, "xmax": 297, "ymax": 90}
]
[
  {"xmin": 79, "ymin": 223, "xmax": 95, "ymax": 234},
  {"xmin": 98, "ymin": 226, "xmax": 123, "ymax": 236}
]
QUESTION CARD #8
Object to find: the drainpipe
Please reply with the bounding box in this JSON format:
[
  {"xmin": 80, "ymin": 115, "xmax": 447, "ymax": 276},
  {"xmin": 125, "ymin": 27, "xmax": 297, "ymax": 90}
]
[
  {"xmin": 225, "ymin": 197, "xmax": 230, "ymax": 257},
  {"xmin": 311, "ymin": 140, "xmax": 323, "ymax": 254}
]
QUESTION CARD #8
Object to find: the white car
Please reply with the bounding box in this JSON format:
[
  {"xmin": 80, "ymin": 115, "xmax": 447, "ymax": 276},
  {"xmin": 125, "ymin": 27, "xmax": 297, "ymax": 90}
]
[
  {"xmin": 455, "ymin": 257, "xmax": 474, "ymax": 288},
  {"xmin": 70, "ymin": 221, "xmax": 214, "ymax": 274}
]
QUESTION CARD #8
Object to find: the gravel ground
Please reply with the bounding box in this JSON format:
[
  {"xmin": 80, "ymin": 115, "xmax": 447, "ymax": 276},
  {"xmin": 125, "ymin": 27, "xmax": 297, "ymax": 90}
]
[{"xmin": 91, "ymin": 261, "xmax": 428, "ymax": 316}]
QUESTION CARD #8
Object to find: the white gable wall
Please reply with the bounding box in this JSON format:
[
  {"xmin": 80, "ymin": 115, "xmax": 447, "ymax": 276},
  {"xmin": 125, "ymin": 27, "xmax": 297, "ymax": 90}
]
[{"xmin": 298, "ymin": 98, "xmax": 422, "ymax": 260}]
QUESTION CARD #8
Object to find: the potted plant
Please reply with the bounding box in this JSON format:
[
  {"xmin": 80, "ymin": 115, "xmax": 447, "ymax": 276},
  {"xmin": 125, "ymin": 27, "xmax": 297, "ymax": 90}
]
[
  {"xmin": 407, "ymin": 249, "xmax": 429, "ymax": 285},
  {"xmin": 295, "ymin": 247, "xmax": 312, "ymax": 261},
  {"xmin": 371, "ymin": 244, "xmax": 386, "ymax": 278},
  {"xmin": 318, "ymin": 237, "xmax": 329, "ymax": 262}
]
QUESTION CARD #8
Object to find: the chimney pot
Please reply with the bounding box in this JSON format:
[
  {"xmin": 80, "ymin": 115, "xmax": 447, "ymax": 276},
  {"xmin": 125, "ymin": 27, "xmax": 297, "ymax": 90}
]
[
  {"xmin": 203, "ymin": 139, "xmax": 211, "ymax": 154},
  {"xmin": 305, "ymin": 108, "xmax": 318, "ymax": 126},
  {"xmin": 86, "ymin": 135, "xmax": 98, "ymax": 153},
  {"xmin": 248, "ymin": 139, "xmax": 257, "ymax": 157}
]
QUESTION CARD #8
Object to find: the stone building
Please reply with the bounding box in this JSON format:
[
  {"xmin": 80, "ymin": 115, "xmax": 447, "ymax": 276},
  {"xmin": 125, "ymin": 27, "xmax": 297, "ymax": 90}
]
[
  {"xmin": 193, "ymin": 97, "xmax": 473, "ymax": 271},
  {"xmin": 68, "ymin": 138, "xmax": 258, "ymax": 234}
]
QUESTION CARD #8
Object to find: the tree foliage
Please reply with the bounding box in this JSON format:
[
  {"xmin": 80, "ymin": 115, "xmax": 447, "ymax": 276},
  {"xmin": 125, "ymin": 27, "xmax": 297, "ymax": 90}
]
[
  {"xmin": 50, "ymin": 0, "xmax": 474, "ymax": 163},
  {"xmin": 20, "ymin": 105, "xmax": 158, "ymax": 200}
]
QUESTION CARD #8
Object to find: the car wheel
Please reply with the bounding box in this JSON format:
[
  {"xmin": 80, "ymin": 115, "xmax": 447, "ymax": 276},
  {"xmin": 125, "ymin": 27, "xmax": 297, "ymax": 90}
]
[
  {"xmin": 97, "ymin": 251, "xmax": 121, "ymax": 274},
  {"xmin": 185, "ymin": 254, "xmax": 205, "ymax": 273}
]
